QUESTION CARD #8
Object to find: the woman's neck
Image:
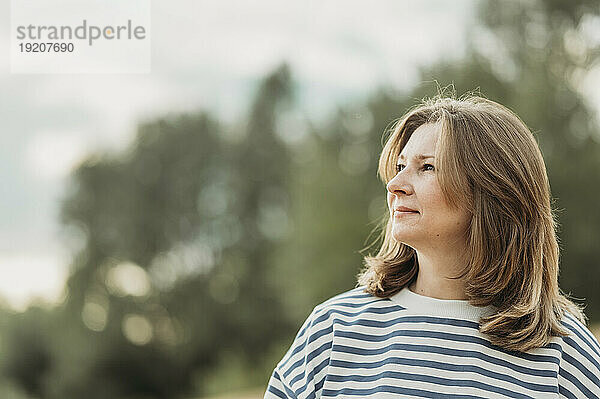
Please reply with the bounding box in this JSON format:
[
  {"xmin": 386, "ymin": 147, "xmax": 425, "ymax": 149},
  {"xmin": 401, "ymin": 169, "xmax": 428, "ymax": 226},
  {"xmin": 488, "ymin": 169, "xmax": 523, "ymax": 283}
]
[{"xmin": 408, "ymin": 250, "xmax": 468, "ymax": 300}]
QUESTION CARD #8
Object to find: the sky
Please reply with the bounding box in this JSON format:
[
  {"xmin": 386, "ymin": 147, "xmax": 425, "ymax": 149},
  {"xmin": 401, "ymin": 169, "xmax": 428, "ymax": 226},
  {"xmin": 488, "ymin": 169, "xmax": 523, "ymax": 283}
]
[{"xmin": 0, "ymin": 0, "xmax": 597, "ymax": 311}]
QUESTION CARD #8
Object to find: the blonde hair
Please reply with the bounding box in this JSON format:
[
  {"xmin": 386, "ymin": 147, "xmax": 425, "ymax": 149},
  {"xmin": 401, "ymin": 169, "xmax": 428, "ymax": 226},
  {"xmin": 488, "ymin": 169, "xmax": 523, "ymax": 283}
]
[{"xmin": 358, "ymin": 94, "xmax": 586, "ymax": 352}]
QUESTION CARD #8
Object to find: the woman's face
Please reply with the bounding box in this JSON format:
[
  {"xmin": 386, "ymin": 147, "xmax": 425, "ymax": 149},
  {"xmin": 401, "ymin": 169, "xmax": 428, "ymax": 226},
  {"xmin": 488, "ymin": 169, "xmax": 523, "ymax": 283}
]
[{"xmin": 386, "ymin": 123, "xmax": 471, "ymax": 250}]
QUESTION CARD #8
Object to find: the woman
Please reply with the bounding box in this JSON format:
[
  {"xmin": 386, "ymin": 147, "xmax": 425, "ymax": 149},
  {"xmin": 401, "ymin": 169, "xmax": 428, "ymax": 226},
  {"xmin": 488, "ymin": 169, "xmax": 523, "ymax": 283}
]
[{"xmin": 264, "ymin": 95, "xmax": 600, "ymax": 398}]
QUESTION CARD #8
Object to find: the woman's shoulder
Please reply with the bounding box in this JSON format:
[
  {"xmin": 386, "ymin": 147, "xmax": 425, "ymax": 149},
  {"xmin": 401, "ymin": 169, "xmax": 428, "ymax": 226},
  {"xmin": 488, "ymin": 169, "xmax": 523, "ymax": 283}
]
[
  {"xmin": 298, "ymin": 285, "xmax": 399, "ymax": 332},
  {"xmin": 555, "ymin": 311, "xmax": 600, "ymax": 397},
  {"xmin": 266, "ymin": 287, "xmax": 382, "ymax": 398},
  {"xmin": 559, "ymin": 311, "xmax": 600, "ymax": 355},
  {"xmin": 284, "ymin": 286, "xmax": 387, "ymax": 361},
  {"xmin": 311, "ymin": 285, "xmax": 383, "ymax": 314}
]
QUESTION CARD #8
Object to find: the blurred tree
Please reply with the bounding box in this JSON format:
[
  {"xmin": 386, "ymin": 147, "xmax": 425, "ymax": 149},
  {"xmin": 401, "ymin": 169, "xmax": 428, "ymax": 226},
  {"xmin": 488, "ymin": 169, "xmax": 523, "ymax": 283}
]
[
  {"xmin": 0, "ymin": 65, "xmax": 298, "ymax": 399},
  {"xmin": 1, "ymin": 308, "xmax": 53, "ymax": 397}
]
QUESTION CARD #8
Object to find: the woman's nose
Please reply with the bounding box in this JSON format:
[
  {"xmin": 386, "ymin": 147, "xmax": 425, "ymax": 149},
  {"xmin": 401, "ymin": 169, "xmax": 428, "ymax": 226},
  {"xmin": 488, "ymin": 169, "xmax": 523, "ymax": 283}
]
[{"xmin": 386, "ymin": 172, "xmax": 413, "ymax": 196}]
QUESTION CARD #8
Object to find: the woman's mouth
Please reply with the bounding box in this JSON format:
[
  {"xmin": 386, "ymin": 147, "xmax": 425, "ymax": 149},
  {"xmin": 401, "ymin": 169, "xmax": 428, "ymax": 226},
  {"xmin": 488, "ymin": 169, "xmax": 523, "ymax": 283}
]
[{"xmin": 393, "ymin": 210, "xmax": 419, "ymax": 217}]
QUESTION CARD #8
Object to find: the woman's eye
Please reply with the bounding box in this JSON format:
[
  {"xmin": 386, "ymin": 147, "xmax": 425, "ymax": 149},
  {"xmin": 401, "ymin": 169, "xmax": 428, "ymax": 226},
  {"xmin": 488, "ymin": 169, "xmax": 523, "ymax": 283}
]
[{"xmin": 395, "ymin": 163, "xmax": 434, "ymax": 172}]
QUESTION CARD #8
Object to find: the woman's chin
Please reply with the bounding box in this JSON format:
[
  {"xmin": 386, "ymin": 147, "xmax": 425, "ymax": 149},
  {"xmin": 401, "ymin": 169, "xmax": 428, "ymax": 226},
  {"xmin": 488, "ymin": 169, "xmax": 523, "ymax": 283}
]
[{"xmin": 391, "ymin": 231, "xmax": 415, "ymax": 246}]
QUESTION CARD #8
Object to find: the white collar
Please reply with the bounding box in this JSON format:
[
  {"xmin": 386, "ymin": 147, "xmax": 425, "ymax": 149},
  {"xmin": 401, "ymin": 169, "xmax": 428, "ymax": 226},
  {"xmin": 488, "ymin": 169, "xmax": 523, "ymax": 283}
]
[{"xmin": 389, "ymin": 286, "xmax": 497, "ymax": 322}]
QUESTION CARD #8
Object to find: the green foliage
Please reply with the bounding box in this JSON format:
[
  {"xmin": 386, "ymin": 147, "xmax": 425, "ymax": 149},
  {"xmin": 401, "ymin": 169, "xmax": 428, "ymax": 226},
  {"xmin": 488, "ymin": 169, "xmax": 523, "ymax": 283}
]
[{"xmin": 1, "ymin": 308, "xmax": 53, "ymax": 397}]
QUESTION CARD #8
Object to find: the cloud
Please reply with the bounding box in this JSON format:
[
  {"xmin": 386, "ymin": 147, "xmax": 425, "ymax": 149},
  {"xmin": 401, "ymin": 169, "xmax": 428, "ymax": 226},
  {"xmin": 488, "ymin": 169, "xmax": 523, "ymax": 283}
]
[
  {"xmin": 0, "ymin": 251, "xmax": 68, "ymax": 311},
  {"xmin": 25, "ymin": 130, "xmax": 89, "ymax": 181}
]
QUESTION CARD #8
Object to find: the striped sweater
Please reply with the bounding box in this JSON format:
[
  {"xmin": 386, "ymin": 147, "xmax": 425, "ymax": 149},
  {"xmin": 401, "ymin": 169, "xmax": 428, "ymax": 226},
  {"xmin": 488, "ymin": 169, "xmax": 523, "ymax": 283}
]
[{"xmin": 264, "ymin": 286, "xmax": 600, "ymax": 398}]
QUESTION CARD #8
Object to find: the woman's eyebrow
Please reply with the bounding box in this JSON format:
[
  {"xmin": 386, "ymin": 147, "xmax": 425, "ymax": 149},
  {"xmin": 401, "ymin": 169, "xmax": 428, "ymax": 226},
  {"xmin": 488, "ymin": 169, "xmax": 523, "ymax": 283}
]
[{"xmin": 398, "ymin": 154, "xmax": 435, "ymax": 161}]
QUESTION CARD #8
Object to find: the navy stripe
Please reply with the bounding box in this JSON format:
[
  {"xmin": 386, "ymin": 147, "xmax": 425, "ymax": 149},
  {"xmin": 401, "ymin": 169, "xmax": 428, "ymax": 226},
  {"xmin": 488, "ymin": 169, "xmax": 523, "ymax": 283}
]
[
  {"xmin": 292, "ymin": 294, "xmax": 384, "ymax": 345},
  {"xmin": 559, "ymin": 366, "xmax": 600, "ymax": 399},
  {"xmin": 290, "ymin": 305, "xmax": 558, "ymax": 374},
  {"xmin": 319, "ymin": 301, "xmax": 389, "ymax": 310},
  {"xmin": 289, "ymin": 316, "xmax": 318, "ymax": 351},
  {"xmin": 558, "ymin": 383, "xmax": 578, "ymax": 399},
  {"xmin": 314, "ymin": 373, "xmax": 326, "ymax": 392},
  {"xmin": 313, "ymin": 305, "xmax": 403, "ymax": 326},
  {"xmin": 335, "ymin": 328, "xmax": 560, "ymax": 364},
  {"xmin": 281, "ymin": 303, "xmax": 405, "ymax": 355},
  {"xmin": 330, "ymin": 292, "xmax": 374, "ymax": 301},
  {"xmin": 332, "ymin": 314, "xmax": 480, "ymax": 330},
  {"xmin": 564, "ymin": 315, "xmax": 600, "ymax": 352},
  {"xmin": 329, "ymin": 312, "xmax": 562, "ymax": 359},
  {"xmin": 322, "ymin": 384, "xmax": 515, "ymax": 398},
  {"xmin": 318, "ymin": 288, "xmax": 371, "ymax": 305},
  {"xmin": 273, "ymin": 371, "xmax": 298, "ymax": 399},
  {"xmin": 289, "ymin": 357, "xmax": 330, "ymax": 387},
  {"xmin": 323, "ymin": 303, "xmax": 404, "ymax": 317},
  {"xmin": 281, "ymin": 321, "xmax": 333, "ymax": 373},
  {"xmin": 563, "ymin": 317, "xmax": 600, "ymax": 359},
  {"xmin": 563, "ymin": 336, "xmax": 600, "ymax": 375},
  {"xmin": 565, "ymin": 313, "xmax": 600, "ymax": 351},
  {"xmin": 327, "ymin": 356, "xmax": 556, "ymax": 393},
  {"xmin": 562, "ymin": 351, "xmax": 600, "ymax": 388},
  {"xmin": 267, "ymin": 385, "xmax": 288, "ymax": 399},
  {"xmin": 290, "ymin": 359, "xmax": 329, "ymax": 399},
  {"xmin": 331, "ymin": 342, "xmax": 556, "ymax": 377},
  {"xmin": 283, "ymin": 339, "xmax": 331, "ymax": 378},
  {"xmin": 324, "ymin": 369, "xmax": 536, "ymax": 398}
]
